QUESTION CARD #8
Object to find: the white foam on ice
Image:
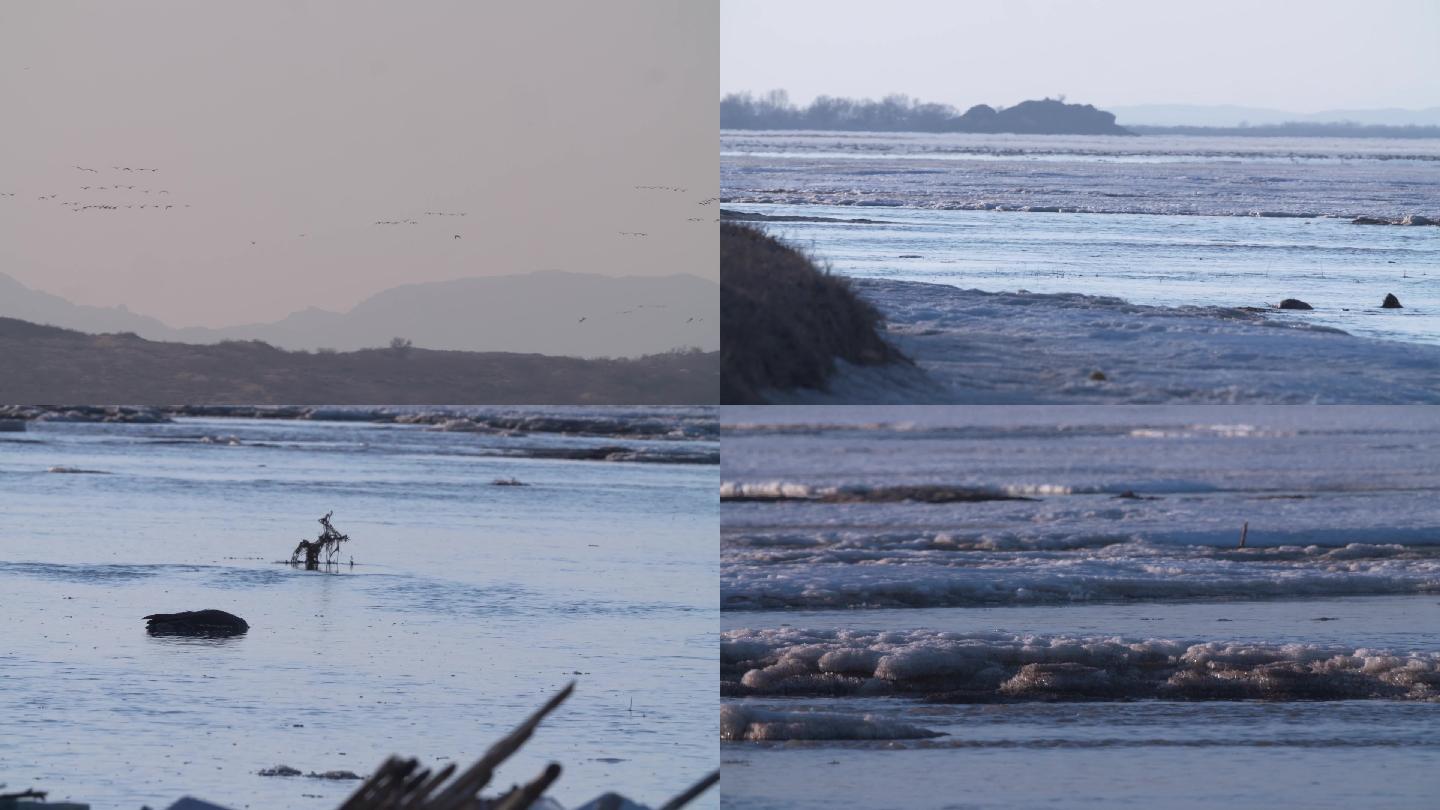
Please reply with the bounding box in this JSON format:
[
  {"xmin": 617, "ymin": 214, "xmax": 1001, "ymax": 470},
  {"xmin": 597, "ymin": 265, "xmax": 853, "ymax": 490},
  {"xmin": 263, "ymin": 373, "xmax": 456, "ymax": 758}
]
[{"xmin": 722, "ymin": 628, "xmax": 1440, "ymax": 700}]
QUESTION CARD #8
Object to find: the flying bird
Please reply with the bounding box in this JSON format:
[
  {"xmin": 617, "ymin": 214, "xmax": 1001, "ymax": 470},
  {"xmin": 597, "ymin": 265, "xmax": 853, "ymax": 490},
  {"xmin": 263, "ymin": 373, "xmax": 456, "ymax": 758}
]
[
  {"xmin": 578, "ymin": 317, "xmax": 587, "ymax": 323},
  {"xmin": 453, "ymin": 234, "xmax": 461, "ymax": 239}
]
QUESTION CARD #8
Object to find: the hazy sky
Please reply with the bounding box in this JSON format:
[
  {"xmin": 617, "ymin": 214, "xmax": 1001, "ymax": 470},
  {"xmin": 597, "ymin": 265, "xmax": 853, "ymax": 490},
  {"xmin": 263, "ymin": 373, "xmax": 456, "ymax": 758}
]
[
  {"xmin": 722, "ymin": 0, "xmax": 1440, "ymax": 112},
  {"xmin": 1, "ymin": 1, "xmax": 717, "ymax": 328}
]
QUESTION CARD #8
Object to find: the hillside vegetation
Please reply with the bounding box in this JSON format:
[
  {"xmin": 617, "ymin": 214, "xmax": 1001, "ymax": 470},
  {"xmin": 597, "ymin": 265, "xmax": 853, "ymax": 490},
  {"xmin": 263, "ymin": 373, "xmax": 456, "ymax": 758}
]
[
  {"xmin": 720, "ymin": 224, "xmax": 903, "ymax": 403},
  {"xmin": 0, "ymin": 317, "xmax": 716, "ymax": 404}
]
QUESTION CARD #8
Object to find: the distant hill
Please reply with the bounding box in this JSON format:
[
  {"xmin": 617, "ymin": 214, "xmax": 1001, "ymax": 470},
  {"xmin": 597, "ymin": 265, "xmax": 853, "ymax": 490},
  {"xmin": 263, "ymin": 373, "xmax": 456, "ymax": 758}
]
[
  {"xmin": 1109, "ymin": 103, "xmax": 1440, "ymax": 128},
  {"xmin": 0, "ymin": 317, "xmax": 717, "ymax": 405},
  {"xmin": 721, "ymin": 92, "xmax": 1131, "ymax": 135},
  {"xmin": 0, "ymin": 272, "xmax": 178, "ymax": 337},
  {"xmin": 0, "ymin": 271, "xmax": 717, "ymax": 358}
]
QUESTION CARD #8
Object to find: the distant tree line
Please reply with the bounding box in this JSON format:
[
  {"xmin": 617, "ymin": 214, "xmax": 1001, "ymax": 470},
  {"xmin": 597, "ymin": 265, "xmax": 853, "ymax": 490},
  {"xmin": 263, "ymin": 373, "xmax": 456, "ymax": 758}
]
[
  {"xmin": 721, "ymin": 90, "xmax": 1131, "ymax": 135},
  {"xmin": 1129, "ymin": 122, "xmax": 1440, "ymax": 139}
]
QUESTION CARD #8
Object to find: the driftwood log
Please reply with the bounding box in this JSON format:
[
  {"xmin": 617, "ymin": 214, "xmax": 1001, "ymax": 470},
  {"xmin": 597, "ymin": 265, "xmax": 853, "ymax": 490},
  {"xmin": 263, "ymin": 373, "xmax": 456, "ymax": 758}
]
[{"xmin": 334, "ymin": 683, "xmax": 717, "ymax": 810}]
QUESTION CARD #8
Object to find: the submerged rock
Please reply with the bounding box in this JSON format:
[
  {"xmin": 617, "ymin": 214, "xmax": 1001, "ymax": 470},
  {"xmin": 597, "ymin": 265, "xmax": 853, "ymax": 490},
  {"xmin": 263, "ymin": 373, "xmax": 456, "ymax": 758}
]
[
  {"xmin": 144, "ymin": 609, "xmax": 249, "ymax": 636},
  {"xmin": 1112, "ymin": 490, "xmax": 1161, "ymax": 500},
  {"xmin": 165, "ymin": 799, "xmax": 236, "ymax": 810},
  {"xmin": 1382, "ymin": 293, "xmax": 1403, "ymax": 309},
  {"xmin": 1278, "ymin": 298, "xmax": 1313, "ymax": 310}
]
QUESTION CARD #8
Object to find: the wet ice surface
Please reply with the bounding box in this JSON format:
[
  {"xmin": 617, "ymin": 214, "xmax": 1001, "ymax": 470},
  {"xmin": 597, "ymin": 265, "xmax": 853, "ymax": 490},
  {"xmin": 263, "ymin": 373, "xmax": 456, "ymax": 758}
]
[
  {"xmin": 722, "ymin": 131, "xmax": 1440, "ymax": 220},
  {"xmin": 721, "ymin": 131, "xmax": 1440, "ymax": 375},
  {"xmin": 0, "ymin": 412, "xmax": 718, "ymax": 809},
  {"xmin": 816, "ymin": 278, "xmax": 1440, "ymax": 404},
  {"xmin": 733, "ymin": 202, "xmax": 1440, "ymax": 347},
  {"xmin": 720, "ymin": 406, "xmax": 1440, "ymax": 809},
  {"xmin": 722, "ymin": 701, "xmax": 1440, "ymax": 810}
]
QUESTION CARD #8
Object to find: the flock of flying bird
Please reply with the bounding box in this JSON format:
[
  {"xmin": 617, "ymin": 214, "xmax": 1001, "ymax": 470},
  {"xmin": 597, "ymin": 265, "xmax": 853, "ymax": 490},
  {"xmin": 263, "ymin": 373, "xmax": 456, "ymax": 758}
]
[
  {"xmin": 5, "ymin": 166, "xmax": 717, "ymax": 332},
  {"xmin": 572, "ymin": 186, "xmax": 717, "ymax": 327},
  {"xmin": 2, "ymin": 165, "xmax": 187, "ymax": 214},
  {"xmin": 614, "ymin": 187, "xmax": 718, "ymax": 238}
]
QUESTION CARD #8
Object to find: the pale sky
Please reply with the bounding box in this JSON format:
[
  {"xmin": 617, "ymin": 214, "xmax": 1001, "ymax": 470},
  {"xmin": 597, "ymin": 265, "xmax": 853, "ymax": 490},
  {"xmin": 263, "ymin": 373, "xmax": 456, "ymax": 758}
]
[
  {"xmin": 0, "ymin": 0, "xmax": 717, "ymax": 328},
  {"xmin": 722, "ymin": 0, "xmax": 1440, "ymax": 112}
]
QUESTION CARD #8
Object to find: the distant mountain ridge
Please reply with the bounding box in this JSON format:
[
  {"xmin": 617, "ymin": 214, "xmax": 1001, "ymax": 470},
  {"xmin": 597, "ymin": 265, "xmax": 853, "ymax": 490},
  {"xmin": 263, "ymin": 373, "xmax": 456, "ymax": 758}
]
[
  {"xmin": 0, "ymin": 271, "xmax": 717, "ymax": 358},
  {"xmin": 1109, "ymin": 104, "xmax": 1440, "ymax": 128}
]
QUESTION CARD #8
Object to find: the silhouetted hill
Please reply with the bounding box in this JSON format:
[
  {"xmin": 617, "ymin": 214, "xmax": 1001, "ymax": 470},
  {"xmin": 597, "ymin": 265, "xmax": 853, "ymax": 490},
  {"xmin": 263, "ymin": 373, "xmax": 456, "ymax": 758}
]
[
  {"xmin": 0, "ymin": 272, "xmax": 178, "ymax": 337},
  {"xmin": 0, "ymin": 271, "xmax": 717, "ymax": 358},
  {"xmin": 0, "ymin": 317, "xmax": 717, "ymax": 404},
  {"xmin": 720, "ymin": 91, "xmax": 1131, "ymax": 135}
]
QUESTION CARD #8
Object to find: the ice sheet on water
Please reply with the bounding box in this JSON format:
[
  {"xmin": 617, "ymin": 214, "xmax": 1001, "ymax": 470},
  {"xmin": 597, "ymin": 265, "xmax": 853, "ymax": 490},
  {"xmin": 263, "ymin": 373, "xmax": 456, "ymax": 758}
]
[
  {"xmin": 722, "ymin": 628, "xmax": 1440, "ymax": 701},
  {"xmin": 783, "ymin": 279, "xmax": 1440, "ymax": 404},
  {"xmin": 721, "ymin": 704, "xmax": 944, "ymax": 741},
  {"xmin": 722, "ymin": 538, "xmax": 1440, "ymax": 609},
  {"xmin": 720, "ymin": 481, "xmax": 1028, "ymax": 503},
  {"xmin": 722, "ymin": 131, "xmax": 1440, "ymax": 220}
]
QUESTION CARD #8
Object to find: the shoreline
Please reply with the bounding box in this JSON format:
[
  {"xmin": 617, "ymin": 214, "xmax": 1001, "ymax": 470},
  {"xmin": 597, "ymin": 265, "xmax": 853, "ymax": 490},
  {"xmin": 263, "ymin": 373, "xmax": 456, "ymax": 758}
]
[
  {"xmin": 766, "ymin": 277, "xmax": 1440, "ymax": 404},
  {"xmin": 721, "ymin": 198, "xmax": 1440, "ymax": 225}
]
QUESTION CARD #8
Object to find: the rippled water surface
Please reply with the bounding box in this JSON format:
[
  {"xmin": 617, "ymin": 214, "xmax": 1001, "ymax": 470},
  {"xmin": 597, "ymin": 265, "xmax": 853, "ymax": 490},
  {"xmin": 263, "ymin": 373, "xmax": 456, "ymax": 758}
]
[{"xmin": 0, "ymin": 409, "xmax": 718, "ymax": 809}]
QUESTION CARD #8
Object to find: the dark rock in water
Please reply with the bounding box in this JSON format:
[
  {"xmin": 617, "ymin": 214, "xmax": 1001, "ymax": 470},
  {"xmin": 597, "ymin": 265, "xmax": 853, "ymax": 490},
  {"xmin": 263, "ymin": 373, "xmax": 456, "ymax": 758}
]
[
  {"xmin": 258, "ymin": 765, "xmax": 302, "ymax": 777},
  {"xmin": 165, "ymin": 799, "xmax": 236, "ymax": 810},
  {"xmin": 1088, "ymin": 370, "xmax": 1107, "ymax": 381},
  {"xmin": 1401, "ymin": 214, "xmax": 1434, "ymax": 226},
  {"xmin": 1351, "ymin": 216, "xmax": 1391, "ymax": 225},
  {"xmin": 144, "ymin": 609, "xmax": 248, "ymax": 636},
  {"xmin": 573, "ymin": 793, "xmax": 650, "ymax": 810},
  {"xmin": 308, "ymin": 770, "xmax": 362, "ymax": 780},
  {"xmin": 1382, "ymin": 293, "xmax": 1403, "ymax": 309},
  {"xmin": 258, "ymin": 764, "xmax": 360, "ymax": 780},
  {"xmin": 1278, "ymin": 299, "xmax": 1313, "ymax": 310},
  {"xmin": 897, "ymin": 254, "xmax": 923, "ymax": 259}
]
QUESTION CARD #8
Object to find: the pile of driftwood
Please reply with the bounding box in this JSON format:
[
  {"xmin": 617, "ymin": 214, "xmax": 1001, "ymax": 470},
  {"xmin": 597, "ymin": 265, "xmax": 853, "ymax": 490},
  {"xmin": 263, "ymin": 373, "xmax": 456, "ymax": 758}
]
[
  {"xmin": 336, "ymin": 683, "xmax": 717, "ymax": 810},
  {"xmin": 291, "ymin": 511, "xmax": 350, "ymax": 570}
]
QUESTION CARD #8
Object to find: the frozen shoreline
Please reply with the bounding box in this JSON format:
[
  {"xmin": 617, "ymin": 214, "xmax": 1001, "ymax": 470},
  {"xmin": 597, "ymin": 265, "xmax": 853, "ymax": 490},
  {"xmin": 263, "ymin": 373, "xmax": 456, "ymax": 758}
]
[{"xmin": 767, "ymin": 278, "xmax": 1440, "ymax": 403}]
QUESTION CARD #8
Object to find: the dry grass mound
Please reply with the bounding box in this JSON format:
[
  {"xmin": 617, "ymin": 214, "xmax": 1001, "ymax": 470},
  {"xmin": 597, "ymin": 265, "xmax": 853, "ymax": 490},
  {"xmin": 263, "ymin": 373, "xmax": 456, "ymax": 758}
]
[{"xmin": 721, "ymin": 223, "xmax": 903, "ymax": 403}]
